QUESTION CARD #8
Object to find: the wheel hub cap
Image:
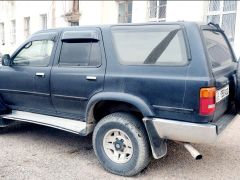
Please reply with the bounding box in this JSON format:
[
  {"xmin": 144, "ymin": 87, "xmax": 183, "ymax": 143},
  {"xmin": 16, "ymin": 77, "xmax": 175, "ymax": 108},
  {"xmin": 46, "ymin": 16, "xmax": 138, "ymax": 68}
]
[
  {"xmin": 103, "ymin": 129, "xmax": 133, "ymax": 164},
  {"xmin": 114, "ymin": 139, "xmax": 124, "ymax": 151}
]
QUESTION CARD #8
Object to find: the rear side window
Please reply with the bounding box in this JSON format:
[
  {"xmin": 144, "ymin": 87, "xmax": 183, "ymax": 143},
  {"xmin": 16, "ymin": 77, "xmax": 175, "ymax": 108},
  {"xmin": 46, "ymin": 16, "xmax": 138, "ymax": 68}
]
[
  {"xmin": 203, "ymin": 30, "xmax": 233, "ymax": 69},
  {"xmin": 111, "ymin": 25, "xmax": 188, "ymax": 66},
  {"xmin": 59, "ymin": 40, "xmax": 101, "ymax": 67}
]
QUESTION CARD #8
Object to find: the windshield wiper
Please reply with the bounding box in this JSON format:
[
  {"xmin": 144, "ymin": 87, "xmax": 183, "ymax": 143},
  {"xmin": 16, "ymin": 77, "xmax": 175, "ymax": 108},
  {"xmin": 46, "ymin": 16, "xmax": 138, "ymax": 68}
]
[{"xmin": 143, "ymin": 29, "xmax": 180, "ymax": 64}]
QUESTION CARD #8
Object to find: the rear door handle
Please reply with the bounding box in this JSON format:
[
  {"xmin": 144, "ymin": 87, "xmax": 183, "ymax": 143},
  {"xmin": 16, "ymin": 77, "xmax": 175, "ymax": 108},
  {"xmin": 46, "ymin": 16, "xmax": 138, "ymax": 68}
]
[
  {"xmin": 86, "ymin": 76, "xmax": 97, "ymax": 80},
  {"xmin": 35, "ymin": 72, "xmax": 45, "ymax": 77}
]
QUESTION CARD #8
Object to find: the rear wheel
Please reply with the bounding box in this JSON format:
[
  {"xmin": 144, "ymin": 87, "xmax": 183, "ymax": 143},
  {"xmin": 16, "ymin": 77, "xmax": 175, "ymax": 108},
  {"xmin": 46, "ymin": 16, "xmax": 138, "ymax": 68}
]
[{"xmin": 93, "ymin": 112, "xmax": 150, "ymax": 176}]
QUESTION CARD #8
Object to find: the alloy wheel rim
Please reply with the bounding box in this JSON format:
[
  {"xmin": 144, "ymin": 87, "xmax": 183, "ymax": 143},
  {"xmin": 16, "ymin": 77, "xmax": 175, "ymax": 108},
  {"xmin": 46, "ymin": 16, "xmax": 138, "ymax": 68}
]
[{"xmin": 103, "ymin": 129, "xmax": 133, "ymax": 164}]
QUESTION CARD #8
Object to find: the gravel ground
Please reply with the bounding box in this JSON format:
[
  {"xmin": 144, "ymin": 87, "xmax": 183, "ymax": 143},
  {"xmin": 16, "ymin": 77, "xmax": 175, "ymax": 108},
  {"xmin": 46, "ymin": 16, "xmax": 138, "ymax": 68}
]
[{"xmin": 0, "ymin": 116, "xmax": 240, "ymax": 180}]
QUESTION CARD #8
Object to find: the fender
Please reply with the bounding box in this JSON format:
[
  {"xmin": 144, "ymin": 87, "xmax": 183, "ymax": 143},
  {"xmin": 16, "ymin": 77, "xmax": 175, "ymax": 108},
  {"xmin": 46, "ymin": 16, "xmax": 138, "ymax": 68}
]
[{"xmin": 86, "ymin": 92, "xmax": 155, "ymax": 122}]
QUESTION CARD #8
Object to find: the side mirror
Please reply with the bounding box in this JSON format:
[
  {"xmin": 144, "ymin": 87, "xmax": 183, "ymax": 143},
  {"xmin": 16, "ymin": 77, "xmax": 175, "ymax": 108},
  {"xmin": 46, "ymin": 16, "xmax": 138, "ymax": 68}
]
[{"xmin": 2, "ymin": 54, "xmax": 11, "ymax": 66}]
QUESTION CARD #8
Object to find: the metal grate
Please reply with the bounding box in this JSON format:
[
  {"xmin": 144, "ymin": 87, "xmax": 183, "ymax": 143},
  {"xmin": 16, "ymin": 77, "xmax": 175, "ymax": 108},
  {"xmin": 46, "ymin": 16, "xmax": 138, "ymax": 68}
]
[
  {"xmin": 223, "ymin": 0, "xmax": 237, "ymax": 11},
  {"xmin": 207, "ymin": 0, "xmax": 237, "ymax": 42},
  {"xmin": 209, "ymin": 0, "xmax": 220, "ymax": 11},
  {"xmin": 222, "ymin": 13, "xmax": 236, "ymax": 42},
  {"xmin": 149, "ymin": 1, "xmax": 157, "ymax": 18},
  {"xmin": 207, "ymin": 15, "xmax": 220, "ymax": 24}
]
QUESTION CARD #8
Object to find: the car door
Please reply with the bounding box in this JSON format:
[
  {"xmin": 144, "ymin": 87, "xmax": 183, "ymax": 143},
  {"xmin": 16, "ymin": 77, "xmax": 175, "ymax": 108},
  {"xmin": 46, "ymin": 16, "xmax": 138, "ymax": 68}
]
[
  {"xmin": 0, "ymin": 32, "xmax": 58, "ymax": 114},
  {"xmin": 50, "ymin": 28, "xmax": 106, "ymax": 120}
]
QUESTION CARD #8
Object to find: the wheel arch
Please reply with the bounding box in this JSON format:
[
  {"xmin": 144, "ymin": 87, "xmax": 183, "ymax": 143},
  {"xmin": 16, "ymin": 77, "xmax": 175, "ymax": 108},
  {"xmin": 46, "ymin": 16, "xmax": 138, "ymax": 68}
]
[{"xmin": 86, "ymin": 92, "xmax": 154, "ymax": 124}]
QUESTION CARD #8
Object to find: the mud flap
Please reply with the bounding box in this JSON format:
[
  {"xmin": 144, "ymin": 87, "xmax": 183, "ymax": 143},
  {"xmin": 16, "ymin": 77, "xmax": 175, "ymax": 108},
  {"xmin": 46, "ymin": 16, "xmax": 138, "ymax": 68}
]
[{"xmin": 143, "ymin": 118, "xmax": 167, "ymax": 159}]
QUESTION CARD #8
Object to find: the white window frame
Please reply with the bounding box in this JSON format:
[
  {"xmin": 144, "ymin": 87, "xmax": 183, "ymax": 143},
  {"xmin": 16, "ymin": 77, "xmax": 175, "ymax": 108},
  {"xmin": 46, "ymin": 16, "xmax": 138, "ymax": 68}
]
[
  {"xmin": 148, "ymin": 0, "xmax": 167, "ymax": 22},
  {"xmin": 206, "ymin": 1, "xmax": 237, "ymax": 41}
]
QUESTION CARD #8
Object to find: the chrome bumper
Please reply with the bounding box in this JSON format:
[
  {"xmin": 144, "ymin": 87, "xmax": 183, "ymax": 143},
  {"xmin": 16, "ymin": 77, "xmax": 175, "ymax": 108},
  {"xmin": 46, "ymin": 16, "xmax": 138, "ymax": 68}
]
[{"xmin": 143, "ymin": 114, "xmax": 238, "ymax": 144}]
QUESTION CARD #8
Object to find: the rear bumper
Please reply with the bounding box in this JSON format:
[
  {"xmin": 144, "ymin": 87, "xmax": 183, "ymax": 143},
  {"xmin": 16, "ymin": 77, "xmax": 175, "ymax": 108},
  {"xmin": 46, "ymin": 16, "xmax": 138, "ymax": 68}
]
[{"xmin": 144, "ymin": 112, "xmax": 238, "ymax": 144}]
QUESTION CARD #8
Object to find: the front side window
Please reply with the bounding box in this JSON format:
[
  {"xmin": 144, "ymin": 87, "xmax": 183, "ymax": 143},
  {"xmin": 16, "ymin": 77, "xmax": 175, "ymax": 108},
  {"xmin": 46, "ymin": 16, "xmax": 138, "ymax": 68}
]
[
  {"xmin": 13, "ymin": 40, "xmax": 54, "ymax": 66},
  {"xmin": 111, "ymin": 25, "xmax": 188, "ymax": 66},
  {"xmin": 203, "ymin": 30, "xmax": 233, "ymax": 69},
  {"xmin": 59, "ymin": 40, "xmax": 101, "ymax": 67}
]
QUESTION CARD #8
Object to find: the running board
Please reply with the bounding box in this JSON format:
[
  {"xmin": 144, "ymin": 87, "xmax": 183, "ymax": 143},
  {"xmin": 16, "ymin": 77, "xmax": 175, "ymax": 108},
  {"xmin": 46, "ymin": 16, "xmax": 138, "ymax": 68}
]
[{"xmin": 1, "ymin": 110, "xmax": 91, "ymax": 135}]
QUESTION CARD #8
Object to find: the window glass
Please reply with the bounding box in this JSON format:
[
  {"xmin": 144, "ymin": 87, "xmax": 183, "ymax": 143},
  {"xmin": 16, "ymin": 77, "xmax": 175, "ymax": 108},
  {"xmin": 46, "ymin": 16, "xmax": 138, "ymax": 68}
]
[
  {"xmin": 209, "ymin": 0, "xmax": 220, "ymax": 11},
  {"xmin": 203, "ymin": 30, "xmax": 233, "ymax": 69},
  {"xmin": 149, "ymin": 1, "xmax": 157, "ymax": 18},
  {"xmin": 0, "ymin": 23, "xmax": 5, "ymax": 45},
  {"xmin": 111, "ymin": 25, "xmax": 188, "ymax": 65},
  {"xmin": 13, "ymin": 40, "xmax": 54, "ymax": 66},
  {"xmin": 149, "ymin": 0, "xmax": 167, "ymax": 21},
  {"xmin": 221, "ymin": 13, "xmax": 236, "ymax": 41},
  {"xmin": 59, "ymin": 41, "xmax": 101, "ymax": 67},
  {"xmin": 223, "ymin": 1, "xmax": 237, "ymax": 11},
  {"xmin": 40, "ymin": 14, "xmax": 47, "ymax": 30},
  {"xmin": 207, "ymin": 15, "xmax": 220, "ymax": 24},
  {"xmin": 207, "ymin": 0, "xmax": 237, "ymax": 42},
  {"xmin": 11, "ymin": 20, "xmax": 16, "ymax": 44},
  {"xmin": 118, "ymin": 1, "xmax": 132, "ymax": 23}
]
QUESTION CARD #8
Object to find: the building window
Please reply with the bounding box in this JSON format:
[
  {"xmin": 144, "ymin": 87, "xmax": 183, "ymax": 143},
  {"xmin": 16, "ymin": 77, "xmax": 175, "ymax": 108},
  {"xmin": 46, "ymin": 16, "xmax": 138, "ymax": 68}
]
[
  {"xmin": 10, "ymin": 20, "xmax": 16, "ymax": 44},
  {"xmin": 149, "ymin": 0, "xmax": 167, "ymax": 22},
  {"xmin": 70, "ymin": 22, "xmax": 79, "ymax": 26},
  {"xmin": 207, "ymin": 0, "xmax": 237, "ymax": 42},
  {"xmin": 40, "ymin": 14, "xmax": 47, "ymax": 30},
  {"xmin": 0, "ymin": 23, "xmax": 4, "ymax": 45},
  {"xmin": 24, "ymin": 17, "xmax": 30, "ymax": 39},
  {"xmin": 118, "ymin": 1, "xmax": 132, "ymax": 23}
]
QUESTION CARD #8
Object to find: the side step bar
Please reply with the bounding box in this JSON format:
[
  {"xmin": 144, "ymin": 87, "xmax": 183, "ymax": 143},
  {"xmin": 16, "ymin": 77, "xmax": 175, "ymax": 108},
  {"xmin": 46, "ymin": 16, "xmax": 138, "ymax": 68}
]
[{"xmin": 1, "ymin": 110, "xmax": 91, "ymax": 135}]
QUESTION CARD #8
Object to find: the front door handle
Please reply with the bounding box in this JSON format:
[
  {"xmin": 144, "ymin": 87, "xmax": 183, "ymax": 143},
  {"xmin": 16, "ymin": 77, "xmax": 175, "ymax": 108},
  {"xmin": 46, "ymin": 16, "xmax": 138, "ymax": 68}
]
[
  {"xmin": 86, "ymin": 76, "xmax": 97, "ymax": 80},
  {"xmin": 36, "ymin": 72, "xmax": 45, "ymax": 77}
]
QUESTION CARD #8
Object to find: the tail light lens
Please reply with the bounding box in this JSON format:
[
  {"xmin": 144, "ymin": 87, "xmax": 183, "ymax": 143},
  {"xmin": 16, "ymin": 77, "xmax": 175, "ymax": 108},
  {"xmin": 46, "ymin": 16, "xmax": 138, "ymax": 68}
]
[{"xmin": 199, "ymin": 87, "xmax": 216, "ymax": 115}]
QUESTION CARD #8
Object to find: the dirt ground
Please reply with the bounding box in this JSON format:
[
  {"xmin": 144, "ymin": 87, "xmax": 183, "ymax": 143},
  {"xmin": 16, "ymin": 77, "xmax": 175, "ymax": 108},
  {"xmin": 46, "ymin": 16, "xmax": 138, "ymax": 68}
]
[{"xmin": 1, "ymin": 116, "xmax": 240, "ymax": 180}]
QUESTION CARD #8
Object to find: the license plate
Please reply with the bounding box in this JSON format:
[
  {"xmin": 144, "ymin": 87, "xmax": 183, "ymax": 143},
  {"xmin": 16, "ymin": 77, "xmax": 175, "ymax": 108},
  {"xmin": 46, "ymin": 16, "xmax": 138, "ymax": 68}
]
[{"xmin": 216, "ymin": 85, "xmax": 229, "ymax": 103}]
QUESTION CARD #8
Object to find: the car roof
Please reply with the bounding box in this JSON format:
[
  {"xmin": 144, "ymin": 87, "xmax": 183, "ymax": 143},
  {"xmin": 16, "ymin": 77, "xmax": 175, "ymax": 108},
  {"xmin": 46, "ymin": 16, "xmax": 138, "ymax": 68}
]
[{"xmin": 34, "ymin": 21, "xmax": 206, "ymax": 35}]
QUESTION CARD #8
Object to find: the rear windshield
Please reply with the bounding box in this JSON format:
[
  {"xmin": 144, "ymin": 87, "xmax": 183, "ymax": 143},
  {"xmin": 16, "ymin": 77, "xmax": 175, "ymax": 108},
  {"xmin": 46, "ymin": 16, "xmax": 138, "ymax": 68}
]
[
  {"xmin": 203, "ymin": 30, "xmax": 233, "ymax": 69},
  {"xmin": 111, "ymin": 25, "xmax": 188, "ymax": 66}
]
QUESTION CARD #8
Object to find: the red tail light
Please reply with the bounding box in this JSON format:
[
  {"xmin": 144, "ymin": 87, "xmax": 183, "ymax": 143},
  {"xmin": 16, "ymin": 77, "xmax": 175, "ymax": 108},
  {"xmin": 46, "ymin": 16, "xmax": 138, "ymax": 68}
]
[{"xmin": 199, "ymin": 87, "xmax": 216, "ymax": 115}]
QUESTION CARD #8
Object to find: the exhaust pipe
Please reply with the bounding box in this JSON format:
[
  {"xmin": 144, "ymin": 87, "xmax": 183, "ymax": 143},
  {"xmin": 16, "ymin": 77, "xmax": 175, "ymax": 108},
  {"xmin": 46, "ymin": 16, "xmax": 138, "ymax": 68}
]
[{"xmin": 183, "ymin": 143, "xmax": 202, "ymax": 160}]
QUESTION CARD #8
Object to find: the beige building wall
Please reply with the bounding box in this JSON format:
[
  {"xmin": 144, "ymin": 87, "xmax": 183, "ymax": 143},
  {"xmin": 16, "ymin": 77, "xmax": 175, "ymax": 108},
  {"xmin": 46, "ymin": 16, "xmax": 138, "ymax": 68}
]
[{"xmin": 0, "ymin": 1, "xmax": 239, "ymax": 58}]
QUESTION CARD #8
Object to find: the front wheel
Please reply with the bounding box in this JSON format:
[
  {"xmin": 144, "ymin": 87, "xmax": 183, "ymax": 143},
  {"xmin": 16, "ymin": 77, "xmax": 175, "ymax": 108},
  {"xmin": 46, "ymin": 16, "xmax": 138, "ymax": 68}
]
[{"xmin": 92, "ymin": 112, "xmax": 150, "ymax": 176}]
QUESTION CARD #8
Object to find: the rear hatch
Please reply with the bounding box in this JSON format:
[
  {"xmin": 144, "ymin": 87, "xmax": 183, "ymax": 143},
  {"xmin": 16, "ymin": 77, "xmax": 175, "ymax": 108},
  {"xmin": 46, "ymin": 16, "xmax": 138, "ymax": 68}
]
[{"xmin": 201, "ymin": 24, "xmax": 237, "ymax": 122}]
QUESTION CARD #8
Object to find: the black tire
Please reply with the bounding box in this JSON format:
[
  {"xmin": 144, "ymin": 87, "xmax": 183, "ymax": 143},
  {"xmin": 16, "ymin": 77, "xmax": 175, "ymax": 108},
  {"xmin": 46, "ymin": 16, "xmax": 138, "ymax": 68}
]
[{"xmin": 92, "ymin": 112, "xmax": 150, "ymax": 176}]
